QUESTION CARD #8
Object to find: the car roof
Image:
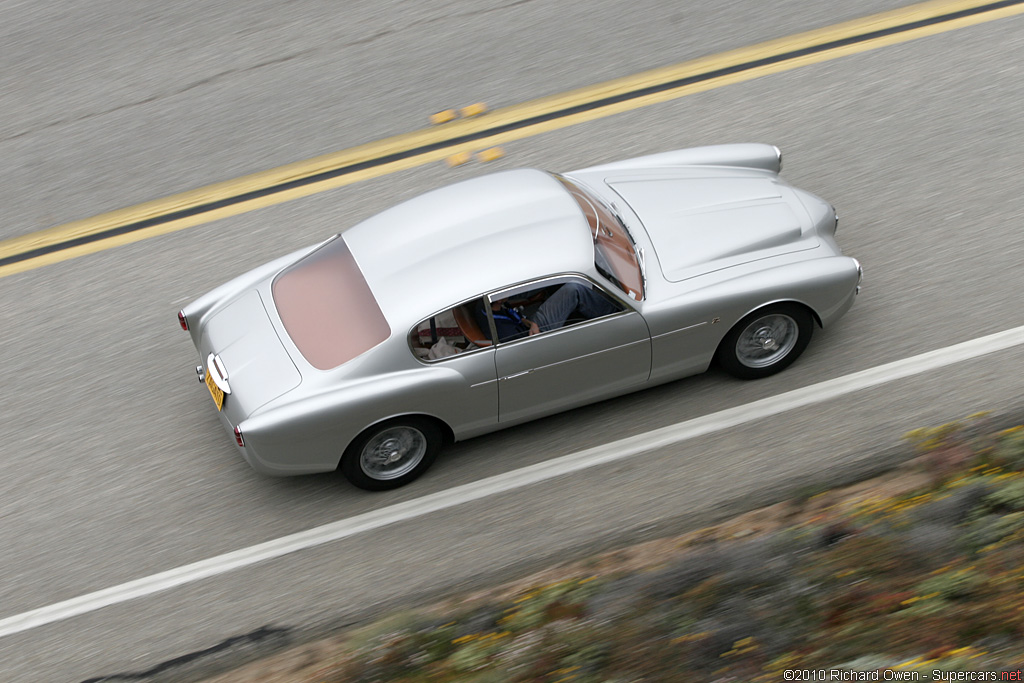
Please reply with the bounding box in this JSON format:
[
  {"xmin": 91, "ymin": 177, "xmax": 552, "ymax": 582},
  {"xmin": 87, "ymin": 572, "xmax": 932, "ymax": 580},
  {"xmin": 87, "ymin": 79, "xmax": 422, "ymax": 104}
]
[{"xmin": 342, "ymin": 169, "xmax": 596, "ymax": 328}]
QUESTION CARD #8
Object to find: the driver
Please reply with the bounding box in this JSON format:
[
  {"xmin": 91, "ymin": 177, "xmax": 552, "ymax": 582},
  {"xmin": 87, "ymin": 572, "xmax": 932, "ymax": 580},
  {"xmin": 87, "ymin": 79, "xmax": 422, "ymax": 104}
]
[
  {"xmin": 524, "ymin": 282, "xmax": 618, "ymax": 335},
  {"xmin": 476, "ymin": 282, "xmax": 618, "ymax": 343}
]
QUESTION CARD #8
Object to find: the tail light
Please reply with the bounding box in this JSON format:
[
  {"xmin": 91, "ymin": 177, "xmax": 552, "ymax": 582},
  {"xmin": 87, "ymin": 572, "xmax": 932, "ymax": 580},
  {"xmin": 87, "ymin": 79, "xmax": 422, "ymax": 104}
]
[
  {"xmin": 178, "ymin": 310, "xmax": 189, "ymax": 331},
  {"xmin": 234, "ymin": 425, "xmax": 245, "ymax": 448}
]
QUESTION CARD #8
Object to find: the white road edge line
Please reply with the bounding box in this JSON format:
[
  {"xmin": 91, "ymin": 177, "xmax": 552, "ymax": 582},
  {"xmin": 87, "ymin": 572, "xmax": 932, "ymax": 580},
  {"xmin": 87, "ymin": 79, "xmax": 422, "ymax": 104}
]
[{"xmin": 4, "ymin": 325, "xmax": 1024, "ymax": 639}]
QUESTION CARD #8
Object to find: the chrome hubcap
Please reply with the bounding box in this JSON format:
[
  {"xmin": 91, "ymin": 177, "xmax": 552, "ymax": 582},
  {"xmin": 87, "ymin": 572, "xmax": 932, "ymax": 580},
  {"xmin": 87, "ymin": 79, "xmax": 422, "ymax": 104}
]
[
  {"xmin": 361, "ymin": 426, "xmax": 427, "ymax": 480},
  {"xmin": 735, "ymin": 314, "xmax": 798, "ymax": 368}
]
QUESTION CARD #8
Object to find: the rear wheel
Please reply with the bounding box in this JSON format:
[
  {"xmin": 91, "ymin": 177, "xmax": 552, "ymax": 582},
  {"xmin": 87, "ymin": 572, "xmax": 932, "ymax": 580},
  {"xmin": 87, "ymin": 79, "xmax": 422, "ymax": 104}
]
[
  {"xmin": 717, "ymin": 304, "xmax": 814, "ymax": 380},
  {"xmin": 341, "ymin": 417, "xmax": 442, "ymax": 491}
]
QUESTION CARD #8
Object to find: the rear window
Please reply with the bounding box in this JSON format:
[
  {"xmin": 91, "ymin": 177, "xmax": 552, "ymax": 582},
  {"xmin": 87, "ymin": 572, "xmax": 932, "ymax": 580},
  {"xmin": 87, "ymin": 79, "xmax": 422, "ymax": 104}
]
[{"xmin": 272, "ymin": 236, "xmax": 390, "ymax": 370}]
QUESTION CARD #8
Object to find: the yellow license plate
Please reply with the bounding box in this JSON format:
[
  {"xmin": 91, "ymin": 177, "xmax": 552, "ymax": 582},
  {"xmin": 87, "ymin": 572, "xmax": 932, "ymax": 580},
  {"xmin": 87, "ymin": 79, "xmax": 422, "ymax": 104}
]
[{"xmin": 205, "ymin": 370, "xmax": 225, "ymax": 411}]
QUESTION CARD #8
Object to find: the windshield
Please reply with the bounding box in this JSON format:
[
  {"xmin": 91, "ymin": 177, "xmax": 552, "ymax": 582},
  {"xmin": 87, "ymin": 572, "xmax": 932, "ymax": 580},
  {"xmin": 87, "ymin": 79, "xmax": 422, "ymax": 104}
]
[
  {"xmin": 554, "ymin": 175, "xmax": 644, "ymax": 300},
  {"xmin": 272, "ymin": 236, "xmax": 391, "ymax": 370}
]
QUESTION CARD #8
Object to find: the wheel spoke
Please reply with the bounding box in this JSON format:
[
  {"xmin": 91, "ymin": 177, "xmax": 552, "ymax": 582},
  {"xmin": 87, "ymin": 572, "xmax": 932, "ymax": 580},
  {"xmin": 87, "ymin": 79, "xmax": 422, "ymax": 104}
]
[
  {"xmin": 361, "ymin": 426, "xmax": 427, "ymax": 480},
  {"xmin": 735, "ymin": 314, "xmax": 798, "ymax": 369}
]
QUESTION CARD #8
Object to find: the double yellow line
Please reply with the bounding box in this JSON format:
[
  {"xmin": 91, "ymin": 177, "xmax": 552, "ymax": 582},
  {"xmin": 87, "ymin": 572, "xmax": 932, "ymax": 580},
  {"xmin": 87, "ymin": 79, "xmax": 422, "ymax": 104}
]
[{"xmin": 2, "ymin": 0, "xmax": 1021, "ymax": 279}]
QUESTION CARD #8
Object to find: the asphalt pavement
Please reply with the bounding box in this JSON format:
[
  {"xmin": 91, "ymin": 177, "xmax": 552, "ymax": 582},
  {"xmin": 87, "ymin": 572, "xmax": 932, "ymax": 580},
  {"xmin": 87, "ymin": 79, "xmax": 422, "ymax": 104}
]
[{"xmin": 0, "ymin": 0, "xmax": 1022, "ymax": 679}]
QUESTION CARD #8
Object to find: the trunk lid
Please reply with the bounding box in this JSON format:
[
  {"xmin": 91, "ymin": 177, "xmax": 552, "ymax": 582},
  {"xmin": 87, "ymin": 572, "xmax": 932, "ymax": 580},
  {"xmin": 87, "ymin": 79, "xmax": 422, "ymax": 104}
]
[{"xmin": 200, "ymin": 289, "xmax": 301, "ymax": 417}]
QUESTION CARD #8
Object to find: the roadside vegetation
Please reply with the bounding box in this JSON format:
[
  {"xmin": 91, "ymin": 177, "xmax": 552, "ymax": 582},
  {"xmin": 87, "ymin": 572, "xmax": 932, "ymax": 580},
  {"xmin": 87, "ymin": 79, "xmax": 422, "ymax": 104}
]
[{"xmin": 209, "ymin": 414, "xmax": 1024, "ymax": 682}]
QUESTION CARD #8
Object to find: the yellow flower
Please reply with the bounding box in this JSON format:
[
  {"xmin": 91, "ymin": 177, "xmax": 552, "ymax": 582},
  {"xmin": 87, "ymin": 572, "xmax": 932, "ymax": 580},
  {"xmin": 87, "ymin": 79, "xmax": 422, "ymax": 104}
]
[{"xmin": 895, "ymin": 656, "xmax": 924, "ymax": 669}]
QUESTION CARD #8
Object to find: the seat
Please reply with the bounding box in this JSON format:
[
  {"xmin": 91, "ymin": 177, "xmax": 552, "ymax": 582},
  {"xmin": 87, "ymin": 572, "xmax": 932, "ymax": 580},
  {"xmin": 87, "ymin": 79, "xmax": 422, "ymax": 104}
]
[{"xmin": 453, "ymin": 304, "xmax": 492, "ymax": 348}]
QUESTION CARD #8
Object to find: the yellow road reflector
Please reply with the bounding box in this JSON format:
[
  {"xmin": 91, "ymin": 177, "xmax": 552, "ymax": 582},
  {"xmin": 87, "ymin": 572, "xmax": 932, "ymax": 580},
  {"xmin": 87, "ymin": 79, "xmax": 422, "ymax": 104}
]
[
  {"xmin": 460, "ymin": 102, "xmax": 488, "ymax": 118},
  {"xmin": 4, "ymin": 0, "xmax": 1023, "ymax": 280},
  {"xmin": 477, "ymin": 147, "xmax": 504, "ymax": 162},
  {"xmin": 429, "ymin": 109, "xmax": 457, "ymax": 125},
  {"xmin": 446, "ymin": 151, "xmax": 472, "ymax": 167}
]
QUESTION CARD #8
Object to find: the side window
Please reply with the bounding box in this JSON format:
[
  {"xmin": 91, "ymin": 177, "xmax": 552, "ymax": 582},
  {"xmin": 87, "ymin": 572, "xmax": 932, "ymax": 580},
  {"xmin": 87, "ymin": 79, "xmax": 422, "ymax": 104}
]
[
  {"xmin": 486, "ymin": 276, "xmax": 626, "ymax": 344},
  {"xmin": 409, "ymin": 297, "xmax": 493, "ymax": 362}
]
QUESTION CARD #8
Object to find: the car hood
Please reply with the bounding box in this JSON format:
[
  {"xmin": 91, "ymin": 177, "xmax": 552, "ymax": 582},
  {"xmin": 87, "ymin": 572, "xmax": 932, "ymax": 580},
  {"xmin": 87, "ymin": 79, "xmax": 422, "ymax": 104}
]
[
  {"xmin": 604, "ymin": 173, "xmax": 818, "ymax": 282},
  {"xmin": 200, "ymin": 289, "xmax": 302, "ymax": 417}
]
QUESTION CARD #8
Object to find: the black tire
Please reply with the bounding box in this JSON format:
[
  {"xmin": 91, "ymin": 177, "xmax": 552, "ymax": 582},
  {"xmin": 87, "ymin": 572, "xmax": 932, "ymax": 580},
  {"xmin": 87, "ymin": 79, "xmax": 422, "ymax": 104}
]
[
  {"xmin": 340, "ymin": 417, "xmax": 442, "ymax": 491},
  {"xmin": 717, "ymin": 303, "xmax": 814, "ymax": 380}
]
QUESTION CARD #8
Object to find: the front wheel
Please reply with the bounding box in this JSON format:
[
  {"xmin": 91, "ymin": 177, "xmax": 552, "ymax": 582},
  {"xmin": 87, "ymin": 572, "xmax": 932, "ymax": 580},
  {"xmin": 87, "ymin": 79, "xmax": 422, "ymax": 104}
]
[
  {"xmin": 717, "ymin": 304, "xmax": 814, "ymax": 380},
  {"xmin": 340, "ymin": 417, "xmax": 442, "ymax": 491}
]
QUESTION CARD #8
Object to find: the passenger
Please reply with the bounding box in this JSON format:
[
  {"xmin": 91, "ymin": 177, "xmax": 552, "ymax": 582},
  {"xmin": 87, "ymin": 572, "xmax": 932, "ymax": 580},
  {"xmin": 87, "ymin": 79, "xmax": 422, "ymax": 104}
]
[{"xmin": 475, "ymin": 299, "xmax": 531, "ymax": 343}]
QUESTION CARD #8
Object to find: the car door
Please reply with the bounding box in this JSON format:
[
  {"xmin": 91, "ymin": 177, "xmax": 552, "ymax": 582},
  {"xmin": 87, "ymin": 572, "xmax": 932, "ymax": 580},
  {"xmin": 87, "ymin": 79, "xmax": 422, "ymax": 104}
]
[{"xmin": 490, "ymin": 275, "xmax": 651, "ymax": 424}]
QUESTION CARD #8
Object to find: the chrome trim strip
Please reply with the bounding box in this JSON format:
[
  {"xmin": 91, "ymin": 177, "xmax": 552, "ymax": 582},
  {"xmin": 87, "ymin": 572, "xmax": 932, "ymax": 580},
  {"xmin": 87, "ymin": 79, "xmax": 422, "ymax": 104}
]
[
  {"xmin": 496, "ymin": 308, "xmax": 632, "ymax": 349},
  {"xmin": 212, "ymin": 354, "xmax": 228, "ymax": 380},
  {"xmin": 636, "ymin": 246, "xmax": 647, "ymax": 301},
  {"xmin": 553, "ymin": 175, "xmax": 647, "ymax": 302},
  {"xmin": 498, "ymin": 336, "xmax": 649, "ymax": 378},
  {"xmin": 488, "ymin": 273, "xmax": 637, "ymax": 317},
  {"xmin": 651, "ymin": 321, "xmax": 708, "ymax": 340},
  {"xmin": 413, "ymin": 274, "xmax": 640, "ymax": 367},
  {"xmin": 499, "ymin": 369, "xmax": 535, "ymax": 381},
  {"xmin": 415, "ymin": 343, "xmax": 494, "ymax": 365}
]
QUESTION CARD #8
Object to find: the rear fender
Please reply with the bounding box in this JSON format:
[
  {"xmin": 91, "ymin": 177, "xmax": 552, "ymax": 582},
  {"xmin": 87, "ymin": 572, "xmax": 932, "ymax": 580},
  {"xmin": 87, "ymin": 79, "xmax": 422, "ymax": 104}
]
[{"xmin": 239, "ymin": 363, "xmax": 493, "ymax": 473}]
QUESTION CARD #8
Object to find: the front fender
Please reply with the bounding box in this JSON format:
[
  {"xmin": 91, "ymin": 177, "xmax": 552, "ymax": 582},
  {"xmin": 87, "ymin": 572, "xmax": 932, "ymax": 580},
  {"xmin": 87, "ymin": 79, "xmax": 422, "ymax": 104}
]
[
  {"xmin": 644, "ymin": 256, "xmax": 860, "ymax": 382},
  {"xmin": 710, "ymin": 257, "xmax": 861, "ymax": 330},
  {"xmin": 571, "ymin": 144, "xmax": 783, "ymax": 176}
]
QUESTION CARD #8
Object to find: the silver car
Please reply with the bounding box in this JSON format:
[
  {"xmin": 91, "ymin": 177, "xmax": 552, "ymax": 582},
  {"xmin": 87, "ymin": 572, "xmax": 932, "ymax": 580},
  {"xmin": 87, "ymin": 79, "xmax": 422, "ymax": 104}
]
[{"xmin": 178, "ymin": 144, "xmax": 861, "ymax": 490}]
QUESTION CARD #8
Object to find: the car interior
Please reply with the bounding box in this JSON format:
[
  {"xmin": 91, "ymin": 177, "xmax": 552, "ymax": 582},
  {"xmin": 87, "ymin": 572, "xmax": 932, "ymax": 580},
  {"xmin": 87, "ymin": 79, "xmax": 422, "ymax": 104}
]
[
  {"xmin": 410, "ymin": 288, "xmax": 553, "ymax": 359},
  {"xmin": 409, "ymin": 282, "xmax": 612, "ymax": 361}
]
